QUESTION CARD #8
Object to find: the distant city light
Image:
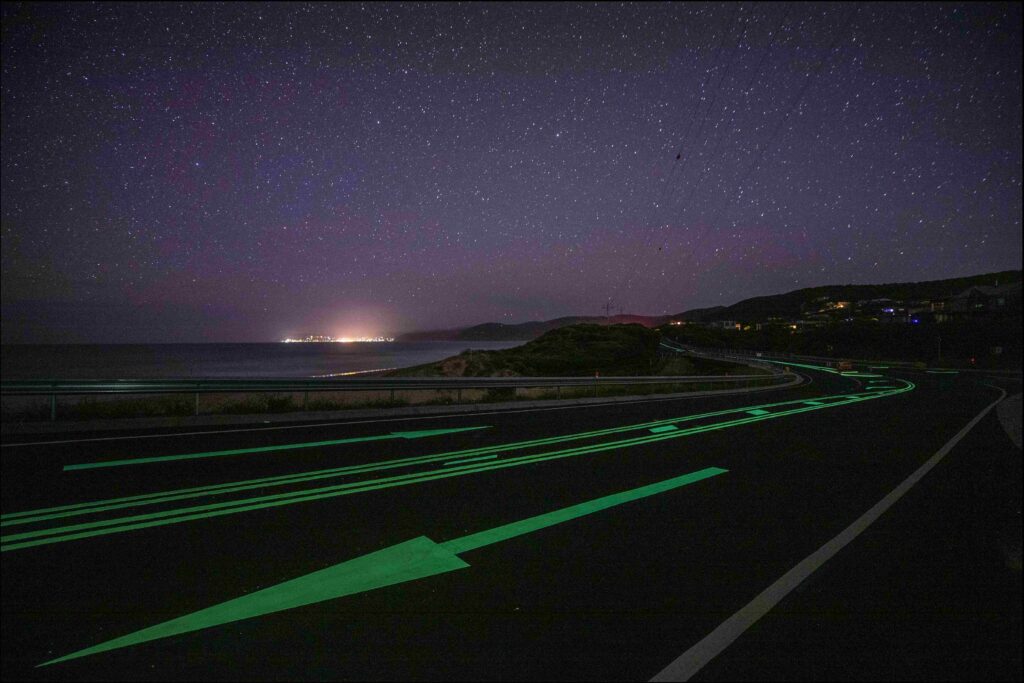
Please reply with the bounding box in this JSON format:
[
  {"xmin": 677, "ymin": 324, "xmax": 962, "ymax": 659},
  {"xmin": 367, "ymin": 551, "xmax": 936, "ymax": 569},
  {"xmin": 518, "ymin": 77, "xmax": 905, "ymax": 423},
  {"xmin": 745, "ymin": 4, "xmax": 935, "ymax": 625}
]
[{"xmin": 282, "ymin": 335, "xmax": 394, "ymax": 343}]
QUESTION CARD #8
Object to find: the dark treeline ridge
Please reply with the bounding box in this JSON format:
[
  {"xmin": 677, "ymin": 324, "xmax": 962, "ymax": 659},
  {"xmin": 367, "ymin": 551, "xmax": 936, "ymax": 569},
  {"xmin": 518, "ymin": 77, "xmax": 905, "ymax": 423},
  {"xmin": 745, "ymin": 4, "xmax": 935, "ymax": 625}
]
[
  {"xmin": 676, "ymin": 270, "xmax": 1021, "ymax": 323},
  {"xmin": 397, "ymin": 270, "xmax": 1020, "ymax": 341}
]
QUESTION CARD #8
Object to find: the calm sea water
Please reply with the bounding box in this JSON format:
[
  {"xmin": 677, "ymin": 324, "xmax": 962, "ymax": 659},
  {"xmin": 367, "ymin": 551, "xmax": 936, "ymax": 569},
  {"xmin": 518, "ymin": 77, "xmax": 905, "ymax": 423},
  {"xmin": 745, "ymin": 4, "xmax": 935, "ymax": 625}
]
[{"xmin": 0, "ymin": 342, "xmax": 523, "ymax": 380}]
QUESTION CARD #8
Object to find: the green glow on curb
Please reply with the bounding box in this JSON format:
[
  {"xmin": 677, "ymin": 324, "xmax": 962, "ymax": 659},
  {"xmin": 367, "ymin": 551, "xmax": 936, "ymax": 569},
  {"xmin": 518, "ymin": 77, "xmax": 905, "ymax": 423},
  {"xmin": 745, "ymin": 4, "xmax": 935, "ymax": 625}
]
[
  {"xmin": 442, "ymin": 454, "xmax": 498, "ymax": 466},
  {"xmin": 649, "ymin": 425, "xmax": 679, "ymax": 433},
  {"xmin": 39, "ymin": 467, "xmax": 726, "ymax": 667},
  {"xmin": 63, "ymin": 426, "xmax": 492, "ymax": 471}
]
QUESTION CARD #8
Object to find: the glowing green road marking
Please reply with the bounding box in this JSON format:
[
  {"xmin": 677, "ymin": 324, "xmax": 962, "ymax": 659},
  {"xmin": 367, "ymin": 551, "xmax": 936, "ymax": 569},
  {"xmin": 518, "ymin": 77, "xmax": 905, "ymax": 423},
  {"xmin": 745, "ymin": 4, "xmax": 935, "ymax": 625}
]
[
  {"xmin": 440, "ymin": 467, "xmax": 727, "ymax": 554},
  {"xmin": 63, "ymin": 426, "xmax": 492, "ymax": 471},
  {"xmin": 0, "ymin": 378, "xmax": 913, "ymax": 548},
  {"xmin": 442, "ymin": 454, "xmax": 498, "ymax": 467},
  {"xmin": 760, "ymin": 359, "xmax": 840, "ymax": 374},
  {"xmin": 4, "ymin": 386, "xmax": 902, "ymax": 527},
  {"xmin": 1, "ymin": 380, "xmax": 915, "ymax": 552},
  {"xmin": 803, "ymin": 400, "xmax": 825, "ymax": 406},
  {"xmin": 39, "ymin": 537, "xmax": 471, "ymax": 667},
  {"xmin": 746, "ymin": 409, "xmax": 770, "ymax": 416},
  {"xmin": 40, "ymin": 467, "xmax": 726, "ymax": 667},
  {"xmin": 649, "ymin": 425, "xmax": 679, "ymax": 434},
  {"xmin": 926, "ymin": 370, "xmax": 959, "ymax": 374}
]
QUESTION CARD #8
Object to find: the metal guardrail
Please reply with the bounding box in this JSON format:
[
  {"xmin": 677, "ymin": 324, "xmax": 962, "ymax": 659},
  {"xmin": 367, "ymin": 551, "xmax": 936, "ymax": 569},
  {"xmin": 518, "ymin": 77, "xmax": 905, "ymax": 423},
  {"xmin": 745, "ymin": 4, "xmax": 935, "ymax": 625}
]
[{"xmin": 1, "ymin": 371, "xmax": 792, "ymax": 421}]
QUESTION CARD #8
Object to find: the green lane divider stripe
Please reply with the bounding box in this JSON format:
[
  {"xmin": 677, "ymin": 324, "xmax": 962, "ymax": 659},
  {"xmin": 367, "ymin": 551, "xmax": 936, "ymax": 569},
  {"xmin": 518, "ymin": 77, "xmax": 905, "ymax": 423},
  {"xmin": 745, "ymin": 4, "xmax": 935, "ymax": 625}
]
[
  {"xmin": 442, "ymin": 467, "xmax": 727, "ymax": 554},
  {"xmin": 442, "ymin": 454, "xmax": 498, "ymax": 467},
  {"xmin": 1, "ymin": 381, "xmax": 914, "ymax": 552},
  {"xmin": 40, "ymin": 467, "xmax": 726, "ymax": 667},
  {"xmin": 803, "ymin": 401, "xmax": 825, "ymax": 406},
  {"xmin": 2, "ymin": 381, "xmax": 915, "ymax": 540},
  {"xmin": 2, "ymin": 385, "xmax": 904, "ymax": 525},
  {"xmin": 63, "ymin": 426, "xmax": 491, "ymax": 471},
  {"xmin": 746, "ymin": 409, "xmax": 770, "ymax": 416},
  {"xmin": 649, "ymin": 425, "xmax": 679, "ymax": 434},
  {"xmin": 760, "ymin": 359, "xmax": 840, "ymax": 374}
]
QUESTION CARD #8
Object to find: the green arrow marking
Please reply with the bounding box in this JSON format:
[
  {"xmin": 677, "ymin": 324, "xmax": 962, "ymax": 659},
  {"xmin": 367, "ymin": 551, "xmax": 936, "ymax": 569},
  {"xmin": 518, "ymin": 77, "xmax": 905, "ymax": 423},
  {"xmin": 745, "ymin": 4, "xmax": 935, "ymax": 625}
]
[
  {"xmin": 62, "ymin": 426, "xmax": 491, "ymax": 471},
  {"xmin": 39, "ymin": 466, "xmax": 726, "ymax": 667},
  {"xmin": 39, "ymin": 536, "xmax": 470, "ymax": 667}
]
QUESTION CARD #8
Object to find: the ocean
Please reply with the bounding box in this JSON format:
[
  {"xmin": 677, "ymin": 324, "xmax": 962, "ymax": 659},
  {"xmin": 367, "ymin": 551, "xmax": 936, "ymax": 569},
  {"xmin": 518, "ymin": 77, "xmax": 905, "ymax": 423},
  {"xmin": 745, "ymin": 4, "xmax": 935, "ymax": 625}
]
[{"xmin": 0, "ymin": 342, "xmax": 523, "ymax": 380}]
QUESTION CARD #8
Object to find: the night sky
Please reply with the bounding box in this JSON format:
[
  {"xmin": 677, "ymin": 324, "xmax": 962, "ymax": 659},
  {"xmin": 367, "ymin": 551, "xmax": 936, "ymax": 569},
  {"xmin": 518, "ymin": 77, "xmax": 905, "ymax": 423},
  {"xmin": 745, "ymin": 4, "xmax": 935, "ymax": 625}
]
[{"xmin": 2, "ymin": 2, "xmax": 1021, "ymax": 343}]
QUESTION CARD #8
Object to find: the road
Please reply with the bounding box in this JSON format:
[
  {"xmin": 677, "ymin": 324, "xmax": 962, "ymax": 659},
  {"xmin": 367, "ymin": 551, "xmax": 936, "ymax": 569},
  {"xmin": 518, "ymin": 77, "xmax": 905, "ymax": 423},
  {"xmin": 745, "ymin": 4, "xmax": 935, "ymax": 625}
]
[{"xmin": 2, "ymin": 365, "xmax": 1020, "ymax": 681}]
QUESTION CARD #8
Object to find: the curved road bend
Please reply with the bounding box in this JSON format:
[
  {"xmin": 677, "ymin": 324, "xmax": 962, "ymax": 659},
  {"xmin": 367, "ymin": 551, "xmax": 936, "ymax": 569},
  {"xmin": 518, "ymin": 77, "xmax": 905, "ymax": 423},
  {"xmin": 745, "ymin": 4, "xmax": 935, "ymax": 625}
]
[{"xmin": 1, "ymin": 365, "xmax": 1020, "ymax": 680}]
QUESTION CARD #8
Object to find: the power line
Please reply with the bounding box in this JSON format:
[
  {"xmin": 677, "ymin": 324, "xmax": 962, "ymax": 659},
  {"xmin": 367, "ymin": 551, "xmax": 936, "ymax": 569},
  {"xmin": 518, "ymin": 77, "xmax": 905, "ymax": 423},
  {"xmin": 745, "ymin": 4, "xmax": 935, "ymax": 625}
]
[
  {"xmin": 652, "ymin": 5, "xmax": 859, "ymax": 313},
  {"xmin": 608, "ymin": 4, "xmax": 742, "ymax": 311}
]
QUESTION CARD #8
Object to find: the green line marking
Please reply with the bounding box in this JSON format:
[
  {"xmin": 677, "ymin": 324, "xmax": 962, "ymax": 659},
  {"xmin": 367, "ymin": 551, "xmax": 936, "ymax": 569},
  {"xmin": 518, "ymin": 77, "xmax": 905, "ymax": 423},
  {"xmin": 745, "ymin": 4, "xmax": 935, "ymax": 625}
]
[
  {"xmin": 442, "ymin": 454, "xmax": 498, "ymax": 467},
  {"xmin": 441, "ymin": 467, "xmax": 727, "ymax": 554},
  {"xmin": 39, "ymin": 467, "xmax": 726, "ymax": 667},
  {"xmin": 63, "ymin": 426, "xmax": 492, "ymax": 471},
  {"xmin": 926, "ymin": 370, "xmax": 959, "ymax": 374},
  {"xmin": 803, "ymin": 400, "xmax": 825, "ymax": 406},
  {"xmin": 760, "ymin": 359, "xmax": 840, "ymax": 374},
  {"xmin": 746, "ymin": 409, "xmax": 770, "ymax": 416},
  {"xmin": 3, "ymin": 385, "xmax": 904, "ymax": 527},
  {"xmin": 649, "ymin": 425, "xmax": 679, "ymax": 434},
  {"xmin": 1, "ymin": 380, "xmax": 915, "ymax": 551}
]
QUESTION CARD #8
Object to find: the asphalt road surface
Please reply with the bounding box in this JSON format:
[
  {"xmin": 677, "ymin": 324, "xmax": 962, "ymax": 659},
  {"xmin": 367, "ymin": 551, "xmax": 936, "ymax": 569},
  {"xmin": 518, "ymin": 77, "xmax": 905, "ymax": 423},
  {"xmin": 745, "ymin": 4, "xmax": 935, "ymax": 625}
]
[{"xmin": 2, "ymin": 365, "xmax": 1020, "ymax": 681}]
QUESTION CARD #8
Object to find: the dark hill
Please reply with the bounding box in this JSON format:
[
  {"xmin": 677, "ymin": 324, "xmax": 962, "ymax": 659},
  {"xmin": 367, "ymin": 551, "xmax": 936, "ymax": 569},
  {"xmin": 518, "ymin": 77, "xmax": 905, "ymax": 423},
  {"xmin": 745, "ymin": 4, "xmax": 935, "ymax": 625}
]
[
  {"xmin": 675, "ymin": 270, "xmax": 1021, "ymax": 322},
  {"xmin": 390, "ymin": 324, "xmax": 663, "ymax": 376},
  {"xmin": 397, "ymin": 314, "xmax": 668, "ymax": 342}
]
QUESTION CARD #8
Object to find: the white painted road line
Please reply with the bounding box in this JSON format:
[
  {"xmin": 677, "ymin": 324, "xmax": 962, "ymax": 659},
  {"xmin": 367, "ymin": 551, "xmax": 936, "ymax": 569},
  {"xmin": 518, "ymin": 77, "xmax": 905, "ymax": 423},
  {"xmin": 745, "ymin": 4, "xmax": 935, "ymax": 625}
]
[{"xmin": 650, "ymin": 385, "xmax": 1008, "ymax": 682}]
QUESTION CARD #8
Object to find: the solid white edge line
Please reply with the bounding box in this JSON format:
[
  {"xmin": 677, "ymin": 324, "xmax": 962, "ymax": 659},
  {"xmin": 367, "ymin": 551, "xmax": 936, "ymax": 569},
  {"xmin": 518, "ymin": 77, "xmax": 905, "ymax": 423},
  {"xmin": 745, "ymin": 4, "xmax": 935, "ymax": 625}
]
[
  {"xmin": 1, "ymin": 373, "xmax": 810, "ymax": 448},
  {"xmin": 650, "ymin": 384, "xmax": 1008, "ymax": 682}
]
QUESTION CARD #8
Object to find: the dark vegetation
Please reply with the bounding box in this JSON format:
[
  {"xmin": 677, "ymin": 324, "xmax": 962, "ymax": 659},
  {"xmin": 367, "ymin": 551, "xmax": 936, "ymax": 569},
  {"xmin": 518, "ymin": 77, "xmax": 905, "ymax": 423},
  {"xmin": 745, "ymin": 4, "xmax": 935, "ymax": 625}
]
[
  {"xmin": 397, "ymin": 314, "xmax": 669, "ymax": 342},
  {"xmin": 390, "ymin": 324, "xmax": 766, "ymax": 377},
  {"xmin": 391, "ymin": 324, "xmax": 663, "ymax": 376}
]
